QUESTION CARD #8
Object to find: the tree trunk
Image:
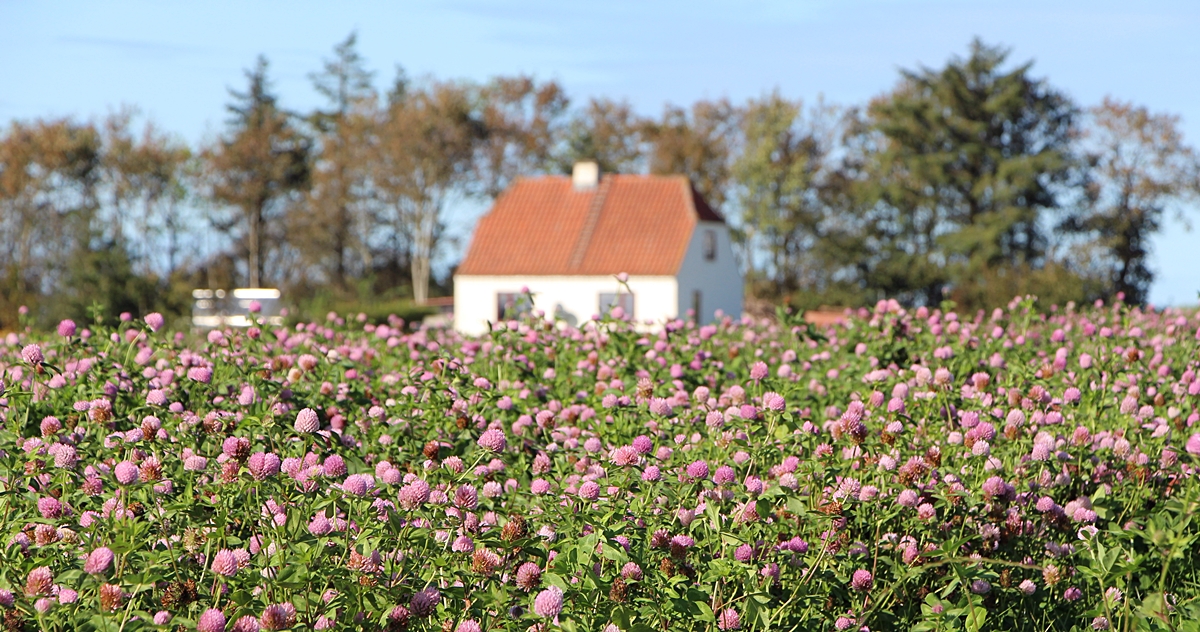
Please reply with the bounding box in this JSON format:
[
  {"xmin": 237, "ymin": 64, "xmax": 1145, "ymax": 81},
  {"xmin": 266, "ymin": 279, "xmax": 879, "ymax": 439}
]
[
  {"xmin": 335, "ymin": 202, "xmax": 347, "ymax": 286},
  {"xmin": 334, "ymin": 155, "xmax": 348, "ymax": 287},
  {"xmin": 411, "ymin": 202, "xmax": 434, "ymax": 304},
  {"xmin": 412, "ymin": 254, "xmax": 429, "ymax": 305},
  {"xmin": 248, "ymin": 203, "xmax": 262, "ymax": 288}
]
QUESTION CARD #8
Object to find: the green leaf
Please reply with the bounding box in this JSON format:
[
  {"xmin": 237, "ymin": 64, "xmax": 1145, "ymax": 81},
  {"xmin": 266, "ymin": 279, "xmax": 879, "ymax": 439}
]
[
  {"xmin": 544, "ymin": 572, "xmax": 570, "ymax": 590},
  {"xmin": 786, "ymin": 496, "xmax": 808, "ymax": 516},
  {"xmin": 964, "ymin": 603, "xmax": 987, "ymax": 632},
  {"xmin": 577, "ymin": 532, "xmax": 601, "ymax": 565},
  {"xmin": 744, "ymin": 596, "xmax": 761, "ymax": 628},
  {"xmin": 601, "ymin": 543, "xmax": 629, "ymax": 564},
  {"xmin": 720, "ymin": 532, "xmax": 747, "ymax": 546},
  {"xmin": 88, "ymin": 614, "xmax": 121, "ymax": 632},
  {"xmin": 612, "ymin": 605, "xmax": 633, "ymax": 629},
  {"xmin": 704, "ymin": 502, "xmax": 723, "ymax": 531}
]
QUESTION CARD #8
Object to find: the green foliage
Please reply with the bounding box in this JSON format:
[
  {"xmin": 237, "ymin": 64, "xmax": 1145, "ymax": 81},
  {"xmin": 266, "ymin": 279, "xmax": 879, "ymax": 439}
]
[
  {"xmin": 947, "ymin": 260, "xmax": 1108, "ymax": 314},
  {"xmin": 289, "ymin": 296, "xmax": 435, "ymax": 326},
  {"xmin": 52, "ymin": 241, "xmax": 157, "ymax": 323},
  {"xmin": 554, "ymin": 98, "xmax": 646, "ymax": 175},
  {"xmin": 734, "ymin": 93, "xmax": 847, "ymax": 299},
  {"xmin": 286, "ymin": 275, "xmax": 435, "ymax": 326},
  {"xmin": 851, "ymin": 38, "xmax": 1078, "ymax": 307}
]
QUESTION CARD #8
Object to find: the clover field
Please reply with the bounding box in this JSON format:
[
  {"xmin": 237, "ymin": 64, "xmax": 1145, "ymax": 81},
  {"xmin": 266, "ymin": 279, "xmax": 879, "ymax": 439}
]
[{"xmin": 2, "ymin": 296, "xmax": 1200, "ymax": 632}]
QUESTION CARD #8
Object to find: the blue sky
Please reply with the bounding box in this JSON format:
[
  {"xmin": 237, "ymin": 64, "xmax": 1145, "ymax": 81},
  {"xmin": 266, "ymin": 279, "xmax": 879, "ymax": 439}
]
[{"xmin": 3, "ymin": 0, "xmax": 1198, "ymax": 304}]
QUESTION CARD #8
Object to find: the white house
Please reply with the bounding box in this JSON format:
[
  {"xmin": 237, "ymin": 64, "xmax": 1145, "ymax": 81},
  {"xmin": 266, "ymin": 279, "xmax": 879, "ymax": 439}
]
[{"xmin": 453, "ymin": 162, "xmax": 743, "ymax": 335}]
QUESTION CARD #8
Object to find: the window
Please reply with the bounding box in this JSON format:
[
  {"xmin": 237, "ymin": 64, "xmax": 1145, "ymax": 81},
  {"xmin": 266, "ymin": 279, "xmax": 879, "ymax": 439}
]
[
  {"xmin": 598, "ymin": 292, "xmax": 635, "ymax": 317},
  {"xmin": 691, "ymin": 290, "xmax": 702, "ymax": 321},
  {"xmin": 496, "ymin": 292, "xmax": 533, "ymax": 320},
  {"xmin": 703, "ymin": 229, "xmax": 717, "ymax": 261}
]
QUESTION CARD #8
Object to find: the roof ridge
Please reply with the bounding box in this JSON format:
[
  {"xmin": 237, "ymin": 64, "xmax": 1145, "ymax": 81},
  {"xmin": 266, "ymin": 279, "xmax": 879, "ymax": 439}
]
[
  {"xmin": 567, "ymin": 176, "xmax": 611, "ymax": 271},
  {"xmin": 679, "ymin": 176, "xmax": 699, "ymax": 220}
]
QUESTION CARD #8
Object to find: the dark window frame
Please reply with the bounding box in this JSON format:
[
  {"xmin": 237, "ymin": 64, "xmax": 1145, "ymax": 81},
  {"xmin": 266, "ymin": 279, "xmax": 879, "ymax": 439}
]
[{"xmin": 703, "ymin": 229, "xmax": 717, "ymax": 261}]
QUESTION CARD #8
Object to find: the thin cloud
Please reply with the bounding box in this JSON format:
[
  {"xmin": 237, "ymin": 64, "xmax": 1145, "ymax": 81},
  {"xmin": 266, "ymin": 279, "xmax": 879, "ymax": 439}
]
[{"xmin": 58, "ymin": 35, "xmax": 204, "ymax": 58}]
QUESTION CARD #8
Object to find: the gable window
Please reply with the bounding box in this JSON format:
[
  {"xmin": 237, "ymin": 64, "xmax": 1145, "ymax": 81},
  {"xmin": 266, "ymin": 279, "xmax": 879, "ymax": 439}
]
[
  {"xmin": 599, "ymin": 292, "xmax": 635, "ymax": 316},
  {"xmin": 496, "ymin": 292, "xmax": 532, "ymax": 320},
  {"xmin": 703, "ymin": 229, "xmax": 717, "ymax": 261}
]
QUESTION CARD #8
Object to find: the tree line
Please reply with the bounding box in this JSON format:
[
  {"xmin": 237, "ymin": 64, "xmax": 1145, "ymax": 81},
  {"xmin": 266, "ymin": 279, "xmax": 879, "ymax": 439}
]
[{"xmin": 2, "ymin": 36, "xmax": 1197, "ymax": 328}]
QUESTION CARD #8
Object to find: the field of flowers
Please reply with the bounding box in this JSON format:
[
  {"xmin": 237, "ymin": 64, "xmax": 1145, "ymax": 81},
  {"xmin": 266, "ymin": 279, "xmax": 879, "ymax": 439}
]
[{"xmin": 2, "ymin": 293, "xmax": 1200, "ymax": 632}]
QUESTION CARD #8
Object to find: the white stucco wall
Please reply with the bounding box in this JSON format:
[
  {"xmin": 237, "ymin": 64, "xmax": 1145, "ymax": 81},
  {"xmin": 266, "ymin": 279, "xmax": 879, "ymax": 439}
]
[
  {"xmin": 675, "ymin": 221, "xmax": 744, "ymax": 323},
  {"xmin": 454, "ymin": 275, "xmax": 678, "ymax": 336}
]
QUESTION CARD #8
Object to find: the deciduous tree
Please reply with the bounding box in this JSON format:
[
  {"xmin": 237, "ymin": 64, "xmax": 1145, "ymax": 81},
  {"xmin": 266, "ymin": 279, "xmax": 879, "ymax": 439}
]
[
  {"xmin": 1062, "ymin": 97, "xmax": 1200, "ymax": 304},
  {"xmin": 0, "ymin": 119, "xmax": 101, "ymax": 322},
  {"xmin": 475, "ymin": 76, "xmax": 568, "ymax": 198},
  {"xmin": 556, "ymin": 98, "xmax": 645, "ymax": 174},
  {"xmin": 373, "ymin": 77, "xmax": 481, "ymax": 304},
  {"xmin": 99, "ymin": 109, "xmax": 192, "ymax": 277},
  {"xmin": 734, "ymin": 93, "xmax": 843, "ymax": 297},
  {"xmin": 643, "ymin": 98, "xmax": 741, "ymax": 209}
]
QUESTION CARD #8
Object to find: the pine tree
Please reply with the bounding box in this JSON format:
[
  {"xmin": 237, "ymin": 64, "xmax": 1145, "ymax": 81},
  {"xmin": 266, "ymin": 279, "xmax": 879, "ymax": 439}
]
[
  {"xmin": 201, "ymin": 56, "xmax": 310, "ymax": 288},
  {"xmin": 856, "ymin": 39, "xmax": 1077, "ymax": 306},
  {"xmin": 305, "ymin": 33, "xmax": 376, "ymax": 288}
]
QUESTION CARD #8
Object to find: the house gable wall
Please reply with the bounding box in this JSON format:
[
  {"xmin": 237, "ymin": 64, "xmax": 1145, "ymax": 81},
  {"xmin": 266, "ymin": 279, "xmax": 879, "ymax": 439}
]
[{"xmin": 674, "ymin": 221, "xmax": 744, "ymax": 324}]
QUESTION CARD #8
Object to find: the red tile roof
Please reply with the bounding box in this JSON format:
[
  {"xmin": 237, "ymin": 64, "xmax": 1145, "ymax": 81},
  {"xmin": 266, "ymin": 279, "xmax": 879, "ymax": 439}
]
[{"xmin": 458, "ymin": 174, "xmax": 724, "ymax": 276}]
